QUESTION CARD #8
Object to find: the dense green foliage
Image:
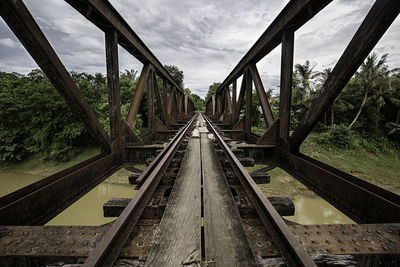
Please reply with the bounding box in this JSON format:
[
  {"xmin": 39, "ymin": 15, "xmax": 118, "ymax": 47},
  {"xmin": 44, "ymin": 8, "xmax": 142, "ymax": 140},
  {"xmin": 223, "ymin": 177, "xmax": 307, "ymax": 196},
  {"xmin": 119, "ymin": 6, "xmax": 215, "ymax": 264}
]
[
  {"xmin": 204, "ymin": 52, "xmax": 400, "ymax": 150},
  {"xmin": 0, "ymin": 64, "xmax": 205, "ymax": 163},
  {"xmin": 0, "ymin": 69, "xmax": 142, "ymax": 162}
]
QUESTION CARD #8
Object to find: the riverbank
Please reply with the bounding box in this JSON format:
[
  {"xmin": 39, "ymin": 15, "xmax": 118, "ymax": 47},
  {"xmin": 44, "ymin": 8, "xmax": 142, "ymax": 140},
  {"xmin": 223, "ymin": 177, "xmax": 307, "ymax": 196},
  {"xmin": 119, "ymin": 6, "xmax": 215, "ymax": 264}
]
[{"xmin": 0, "ymin": 146, "xmax": 144, "ymax": 188}]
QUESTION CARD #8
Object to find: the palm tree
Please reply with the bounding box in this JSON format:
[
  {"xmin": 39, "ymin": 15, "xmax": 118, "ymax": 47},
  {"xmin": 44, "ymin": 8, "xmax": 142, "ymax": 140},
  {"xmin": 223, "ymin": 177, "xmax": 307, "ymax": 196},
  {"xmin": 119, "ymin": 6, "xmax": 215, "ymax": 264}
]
[
  {"xmin": 293, "ymin": 60, "xmax": 318, "ymax": 105},
  {"xmin": 318, "ymin": 68, "xmax": 333, "ymax": 126},
  {"xmin": 349, "ymin": 53, "xmax": 390, "ymax": 129}
]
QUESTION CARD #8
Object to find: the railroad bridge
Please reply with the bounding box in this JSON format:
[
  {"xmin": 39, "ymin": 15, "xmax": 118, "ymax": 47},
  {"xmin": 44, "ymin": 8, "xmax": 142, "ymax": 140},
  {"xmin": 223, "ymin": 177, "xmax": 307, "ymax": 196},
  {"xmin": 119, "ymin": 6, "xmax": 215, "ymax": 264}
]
[{"xmin": 1, "ymin": 0, "xmax": 400, "ymax": 266}]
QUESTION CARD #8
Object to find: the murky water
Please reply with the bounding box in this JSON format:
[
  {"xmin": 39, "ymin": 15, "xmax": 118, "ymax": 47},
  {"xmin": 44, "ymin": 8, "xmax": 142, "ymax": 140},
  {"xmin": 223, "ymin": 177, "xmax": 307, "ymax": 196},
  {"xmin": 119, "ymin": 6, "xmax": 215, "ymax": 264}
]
[
  {"xmin": 0, "ymin": 172, "xmax": 136, "ymax": 226},
  {"xmin": 284, "ymin": 194, "xmax": 355, "ymax": 225},
  {"xmin": 1, "ymin": 171, "xmax": 354, "ymax": 226},
  {"xmin": 0, "ymin": 172, "xmax": 43, "ymax": 197}
]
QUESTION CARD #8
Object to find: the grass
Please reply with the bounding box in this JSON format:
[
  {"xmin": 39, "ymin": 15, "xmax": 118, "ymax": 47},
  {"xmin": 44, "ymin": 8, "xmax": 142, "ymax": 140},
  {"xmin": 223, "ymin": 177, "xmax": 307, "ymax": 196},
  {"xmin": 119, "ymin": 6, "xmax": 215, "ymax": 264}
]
[
  {"xmin": 245, "ymin": 131, "xmax": 400, "ymax": 196},
  {"xmin": 0, "ymin": 146, "xmax": 100, "ymax": 177},
  {"xmin": 0, "ymin": 147, "xmax": 147, "ymax": 186},
  {"xmin": 246, "ymin": 165, "xmax": 315, "ymax": 198},
  {"xmin": 301, "ymin": 132, "xmax": 400, "ymax": 195}
]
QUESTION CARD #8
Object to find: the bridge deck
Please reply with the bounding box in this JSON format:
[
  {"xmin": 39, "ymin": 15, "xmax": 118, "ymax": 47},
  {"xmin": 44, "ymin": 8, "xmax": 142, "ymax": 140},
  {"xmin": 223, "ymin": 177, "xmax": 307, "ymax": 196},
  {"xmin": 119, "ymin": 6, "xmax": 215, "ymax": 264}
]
[
  {"xmin": 201, "ymin": 120, "xmax": 257, "ymax": 266},
  {"xmin": 145, "ymin": 138, "xmax": 202, "ymax": 267}
]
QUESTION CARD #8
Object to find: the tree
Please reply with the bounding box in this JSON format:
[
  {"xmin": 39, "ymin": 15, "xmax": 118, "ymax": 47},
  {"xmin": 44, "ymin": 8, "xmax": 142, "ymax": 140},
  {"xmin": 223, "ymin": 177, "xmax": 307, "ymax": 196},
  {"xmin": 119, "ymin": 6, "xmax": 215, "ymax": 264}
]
[
  {"xmin": 349, "ymin": 53, "xmax": 390, "ymax": 129},
  {"xmin": 164, "ymin": 65, "xmax": 184, "ymax": 89},
  {"xmin": 293, "ymin": 60, "xmax": 318, "ymax": 105},
  {"xmin": 189, "ymin": 93, "xmax": 205, "ymax": 112},
  {"xmin": 205, "ymin": 82, "xmax": 221, "ymax": 102}
]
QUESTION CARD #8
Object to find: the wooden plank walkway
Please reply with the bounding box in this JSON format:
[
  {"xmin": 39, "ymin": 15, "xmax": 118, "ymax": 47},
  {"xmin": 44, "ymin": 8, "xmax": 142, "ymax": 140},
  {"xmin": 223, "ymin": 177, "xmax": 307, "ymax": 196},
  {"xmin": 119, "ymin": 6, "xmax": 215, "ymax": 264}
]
[
  {"xmin": 145, "ymin": 138, "xmax": 202, "ymax": 267},
  {"xmin": 201, "ymin": 122, "xmax": 257, "ymax": 266}
]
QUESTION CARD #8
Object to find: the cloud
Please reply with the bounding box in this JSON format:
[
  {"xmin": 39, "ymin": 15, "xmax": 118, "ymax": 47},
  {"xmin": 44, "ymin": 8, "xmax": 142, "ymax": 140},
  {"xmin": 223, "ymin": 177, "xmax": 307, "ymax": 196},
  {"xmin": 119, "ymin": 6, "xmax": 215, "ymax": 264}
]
[{"xmin": 0, "ymin": 0, "xmax": 399, "ymax": 98}]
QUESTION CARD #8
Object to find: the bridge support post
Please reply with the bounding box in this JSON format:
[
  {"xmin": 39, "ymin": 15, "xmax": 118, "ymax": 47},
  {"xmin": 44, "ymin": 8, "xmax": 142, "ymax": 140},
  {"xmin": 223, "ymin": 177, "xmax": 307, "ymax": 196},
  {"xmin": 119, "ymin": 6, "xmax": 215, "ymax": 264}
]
[
  {"xmin": 278, "ymin": 29, "xmax": 294, "ymax": 152},
  {"xmin": 105, "ymin": 30, "xmax": 123, "ymax": 154},
  {"xmin": 245, "ymin": 68, "xmax": 252, "ymax": 135}
]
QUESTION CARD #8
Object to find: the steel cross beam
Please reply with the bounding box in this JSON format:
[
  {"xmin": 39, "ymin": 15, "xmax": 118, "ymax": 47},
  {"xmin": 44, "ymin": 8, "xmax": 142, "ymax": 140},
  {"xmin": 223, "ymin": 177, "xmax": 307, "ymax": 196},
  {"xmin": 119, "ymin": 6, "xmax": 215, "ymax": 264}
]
[
  {"xmin": 0, "ymin": 0, "xmax": 111, "ymax": 154},
  {"xmin": 65, "ymin": 0, "xmax": 193, "ymax": 108}
]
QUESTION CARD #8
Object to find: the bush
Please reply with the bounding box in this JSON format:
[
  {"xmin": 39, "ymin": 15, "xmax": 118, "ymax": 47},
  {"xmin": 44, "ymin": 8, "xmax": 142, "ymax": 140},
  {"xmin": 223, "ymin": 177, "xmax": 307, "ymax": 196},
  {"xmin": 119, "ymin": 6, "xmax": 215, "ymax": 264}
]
[{"xmin": 317, "ymin": 124, "xmax": 355, "ymax": 149}]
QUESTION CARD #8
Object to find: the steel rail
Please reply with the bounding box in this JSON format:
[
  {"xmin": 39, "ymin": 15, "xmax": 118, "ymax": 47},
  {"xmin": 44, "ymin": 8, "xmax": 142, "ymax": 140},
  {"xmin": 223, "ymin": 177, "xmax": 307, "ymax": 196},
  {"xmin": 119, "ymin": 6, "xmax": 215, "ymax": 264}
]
[
  {"xmin": 83, "ymin": 115, "xmax": 197, "ymax": 267},
  {"xmin": 202, "ymin": 114, "xmax": 316, "ymax": 267}
]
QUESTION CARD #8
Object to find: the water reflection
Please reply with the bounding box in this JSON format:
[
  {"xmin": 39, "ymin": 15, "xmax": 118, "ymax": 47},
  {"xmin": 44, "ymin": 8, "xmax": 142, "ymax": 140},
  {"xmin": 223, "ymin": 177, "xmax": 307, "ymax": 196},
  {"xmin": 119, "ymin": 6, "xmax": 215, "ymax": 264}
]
[
  {"xmin": 0, "ymin": 171, "xmax": 136, "ymax": 226},
  {"xmin": 0, "ymin": 172, "xmax": 43, "ymax": 197},
  {"xmin": 47, "ymin": 182, "xmax": 136, "ymax": 226},
  {"xmin": 284, "ymin": 194, "xmax": 355, "ymax": 225}
]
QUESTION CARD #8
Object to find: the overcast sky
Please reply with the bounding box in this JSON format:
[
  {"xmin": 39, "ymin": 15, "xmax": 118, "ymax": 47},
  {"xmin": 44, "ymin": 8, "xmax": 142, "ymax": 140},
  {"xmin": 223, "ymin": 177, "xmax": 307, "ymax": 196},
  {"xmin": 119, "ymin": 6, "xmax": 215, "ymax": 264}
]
[{"xmin": 1, "ymin": 0, "xmax": 399, "ymax": 98}]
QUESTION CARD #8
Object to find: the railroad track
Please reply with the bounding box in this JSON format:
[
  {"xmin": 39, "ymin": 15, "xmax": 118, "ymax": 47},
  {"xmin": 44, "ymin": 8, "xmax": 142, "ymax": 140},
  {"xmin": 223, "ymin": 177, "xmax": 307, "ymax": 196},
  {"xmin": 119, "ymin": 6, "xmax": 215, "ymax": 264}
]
[
  {"xmin": 1, "ymin": 114, "xmax": 399, "ymax": 266},
  {"xmin": 83, "ymin": 113, "xmax": 316, "ymax": 267}
]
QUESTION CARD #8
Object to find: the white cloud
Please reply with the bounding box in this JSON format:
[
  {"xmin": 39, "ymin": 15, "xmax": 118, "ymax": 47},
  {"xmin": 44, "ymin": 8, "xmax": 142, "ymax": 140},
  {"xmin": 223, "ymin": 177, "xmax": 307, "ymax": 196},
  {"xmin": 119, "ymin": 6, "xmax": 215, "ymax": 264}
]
[
  {"xmin": 0, "ymin": 0, "xmax": 399, "ymax": 98},
  {"xmin": 0, "ymin": 38, "xmax": 20, "ymax": 48}
]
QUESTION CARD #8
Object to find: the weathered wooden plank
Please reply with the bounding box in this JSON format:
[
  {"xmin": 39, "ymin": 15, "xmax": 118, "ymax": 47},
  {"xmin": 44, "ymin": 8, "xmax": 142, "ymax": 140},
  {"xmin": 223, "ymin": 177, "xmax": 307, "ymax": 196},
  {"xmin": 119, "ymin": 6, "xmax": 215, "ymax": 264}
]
[
  {"xmin": 105, "ymin": 30, "xmax": 122, "ymax": 152},
  {"xmin": 0, "ymin": 0, "xmax": 111, "ymax": 154},
  {"xmin": 250, "ymin": 64, "xmax": 274, "ymax": 126},
  {"xmin": 290, "ymin": 0, "xmax": 400, "ymax": 152},
  {"xmin": 145, "ymin": 138, "xmax": 201, "ymax": 267},
  {"xmin": 202, "ymin": 131, "xmax": 257, "ymax": 266}
]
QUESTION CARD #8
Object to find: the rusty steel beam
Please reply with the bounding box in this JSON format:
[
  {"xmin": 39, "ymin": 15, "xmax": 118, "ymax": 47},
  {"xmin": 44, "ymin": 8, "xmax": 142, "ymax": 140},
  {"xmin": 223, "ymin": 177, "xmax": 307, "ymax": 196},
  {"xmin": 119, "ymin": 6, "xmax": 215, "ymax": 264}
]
[
  {"xmin": 249, "ymin": 64, "xmax": 274, "ymax": 127},
  {"xmin": 0, "ymin": 0, "xmax": 111, "ymax": 154},
  {"xmin": 232, "ymin": 79, "xmax": 237, "ymax": 119},
  {"xmin": 126, "ymin": 63, "xmax": 150, "ymax": 127},
  {"xmin": 66, "ymin": 0, "xmax": 190, "ymax": 101},
  {"xmin": 233, "ymin": 74, "xmax": 246, "ymax": 124},
  {"xmin": 245, "ymin": 69, "xmax": 252, "ymax": 135},
  {"xmin": 152, "ymin": 71, "xmax": 167, "ymax": 125},
  {"xmin": 105, "ymin": 30, "xmax": 122, "ymax": 152},
  {"xmin": 290, "ymin": 0, "xmax": 400, "ymax": 152},
  {"xmin": 280, "ymin": 153, "xmax": 400, "ymax": 223},
  {"xmin": 279, "ymin": 30, "xmax": 295, "ymax": 143},
  {"xmin": 211, "ymin": 0, "xmax": 333, "ymax": 98},
  {"xmin": 0, "ymin": 154, "xmax": 119, "ymax": 225}
]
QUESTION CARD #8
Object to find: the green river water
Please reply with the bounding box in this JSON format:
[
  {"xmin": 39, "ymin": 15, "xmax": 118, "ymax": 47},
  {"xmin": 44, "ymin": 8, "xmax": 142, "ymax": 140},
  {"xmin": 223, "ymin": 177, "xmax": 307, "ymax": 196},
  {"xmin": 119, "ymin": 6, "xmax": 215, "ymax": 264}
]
[{"xmin": 0, "ymin": 172, "xmax": 354, "ymax": 225}]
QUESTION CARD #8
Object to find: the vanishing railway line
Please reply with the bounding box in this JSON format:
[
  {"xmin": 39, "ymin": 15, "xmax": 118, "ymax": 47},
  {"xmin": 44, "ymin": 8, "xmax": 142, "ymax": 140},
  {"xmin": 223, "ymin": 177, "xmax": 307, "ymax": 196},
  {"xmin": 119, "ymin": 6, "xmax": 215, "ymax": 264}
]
[{"xmin": 1, "ymin": 0, "xmax": 400, "ymax": 266}]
